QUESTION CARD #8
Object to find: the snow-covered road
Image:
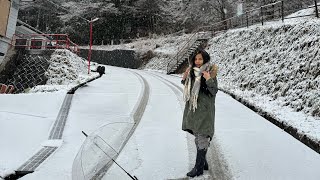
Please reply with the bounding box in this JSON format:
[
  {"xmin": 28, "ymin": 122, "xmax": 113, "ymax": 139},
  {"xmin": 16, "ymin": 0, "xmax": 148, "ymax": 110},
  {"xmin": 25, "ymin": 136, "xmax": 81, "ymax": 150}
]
[{"xmin": 1, "ymin": 65, "xmax": 320, "ymax": 180}]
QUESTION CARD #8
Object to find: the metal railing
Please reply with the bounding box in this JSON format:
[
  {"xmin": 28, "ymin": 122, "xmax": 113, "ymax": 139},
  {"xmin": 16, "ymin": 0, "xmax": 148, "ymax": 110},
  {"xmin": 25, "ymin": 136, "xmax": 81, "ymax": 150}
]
[
  {"xmin": 11, "ymin": 34, "xmax": 79, "ymax": 54},
  {"xmin": 209, "ymin": 1, "xmax": 319, "ymax": 30},
  {"xmin": 166, "ymin": 29, "xmax": 211, "ymax": 73},
  {"xmin": 166, "ymin": 0, "xmax": 320, "ymax": 74}
]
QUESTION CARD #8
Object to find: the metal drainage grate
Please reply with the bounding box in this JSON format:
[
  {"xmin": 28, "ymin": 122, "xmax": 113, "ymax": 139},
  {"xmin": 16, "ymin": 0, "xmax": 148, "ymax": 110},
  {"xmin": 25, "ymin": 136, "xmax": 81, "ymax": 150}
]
[
  {"xmin": 17, "ymin": 146, "xmax": 57, "ymax": 172},
  {"xmin": 49, "ymin": 94, "xmax": 73, "ymax": 139}
]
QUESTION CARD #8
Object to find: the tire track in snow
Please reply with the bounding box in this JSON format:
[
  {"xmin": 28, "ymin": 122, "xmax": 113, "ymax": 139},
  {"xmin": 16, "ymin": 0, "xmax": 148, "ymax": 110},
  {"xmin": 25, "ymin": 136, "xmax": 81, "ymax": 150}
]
[
  {"xmin": 94, "ymin": 69, "xmax": 150, "ymax": 179},
  {"xmin": 144, "ymin": 72, "xmax": 200, "ymax": 175},
  {"xmin": 145, "ymin": 72, "xmax": 184, "ymax": 110}
]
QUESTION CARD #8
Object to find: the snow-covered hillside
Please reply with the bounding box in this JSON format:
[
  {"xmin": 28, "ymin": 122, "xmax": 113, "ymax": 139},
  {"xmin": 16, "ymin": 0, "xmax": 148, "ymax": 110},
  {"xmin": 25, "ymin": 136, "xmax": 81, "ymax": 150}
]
[
  {"xmin": 209, "ymin": 20, "xmax": 320, "ymax": 117},
  {"xmin": 206, "ymin": 19, "xmax": 320, "ymax": 143}
]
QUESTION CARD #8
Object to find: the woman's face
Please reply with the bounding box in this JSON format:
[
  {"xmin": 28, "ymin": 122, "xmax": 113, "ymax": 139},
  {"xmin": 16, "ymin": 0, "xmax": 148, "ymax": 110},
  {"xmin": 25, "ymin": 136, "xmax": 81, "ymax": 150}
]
[{"xmin": 194, "ymin": 53, "xmax": 204, "ymax": 68}]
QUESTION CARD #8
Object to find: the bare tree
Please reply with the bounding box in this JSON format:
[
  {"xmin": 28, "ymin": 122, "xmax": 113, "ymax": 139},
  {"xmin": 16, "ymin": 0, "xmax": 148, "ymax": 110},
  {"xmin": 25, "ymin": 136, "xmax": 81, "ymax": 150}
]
[{"xmin": 207, "ymin": 0, "xmax": 235, "ymax": 30}]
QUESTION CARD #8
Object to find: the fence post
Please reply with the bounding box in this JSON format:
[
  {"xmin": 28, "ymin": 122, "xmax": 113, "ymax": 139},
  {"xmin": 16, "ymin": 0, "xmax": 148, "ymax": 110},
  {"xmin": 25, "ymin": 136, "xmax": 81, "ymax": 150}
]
[
  {"xmin": 246, "ymin": 12, "xmax": 249, "ymax": 28},
  {"xmin": 261, "ymin": 7, "xmax": 264, "ymax": 26},
  {"xmin": 241, "ymin": 15, "xmax": 244, "ymax": 27},
  {"xmin": 55, "ymin": 35, "xmax": 58, "ymax": 49},
  {"xmin": 271, "ymin": 4, "xmax": 275, "ymax": 20},
  {"xmin": 66, "ymin": 35, "xmax": 70, "ymax": 49},
  {"xmin": 281, "ymin": 1, "xmax": 284, "ymax": 22},
  {"xmin": 315, "ymin": 0, "xmax": 319, "ymax": 18}
]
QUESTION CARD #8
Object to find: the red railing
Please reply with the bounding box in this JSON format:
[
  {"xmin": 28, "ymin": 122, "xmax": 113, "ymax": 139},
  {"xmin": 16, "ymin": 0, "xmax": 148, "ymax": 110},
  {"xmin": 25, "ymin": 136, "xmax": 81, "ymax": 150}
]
[
  {"xmin": 0, "ymin": 84, "xmax": 14, "ymax": 94},
  {"xmin": 11, "ymin": 34, "xmax": 79, "ymax": 54}
]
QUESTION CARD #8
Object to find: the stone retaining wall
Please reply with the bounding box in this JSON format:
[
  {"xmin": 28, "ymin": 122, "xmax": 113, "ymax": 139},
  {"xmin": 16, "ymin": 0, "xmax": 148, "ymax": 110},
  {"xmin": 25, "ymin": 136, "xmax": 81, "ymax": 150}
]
[{"xmin": 79, "ymin": 49, "xmax": 142, "ymax": 69}]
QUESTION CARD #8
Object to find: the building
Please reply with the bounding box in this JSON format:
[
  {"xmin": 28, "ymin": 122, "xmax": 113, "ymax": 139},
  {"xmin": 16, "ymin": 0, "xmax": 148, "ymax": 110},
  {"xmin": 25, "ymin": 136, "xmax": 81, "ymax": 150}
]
[
  {"xmin": 0, "ymin": 0, "xmax": 20, "ymax": 64},
  {"xmin": 0, "ymin": 0, "xmax": 37, "ymax": 64}
]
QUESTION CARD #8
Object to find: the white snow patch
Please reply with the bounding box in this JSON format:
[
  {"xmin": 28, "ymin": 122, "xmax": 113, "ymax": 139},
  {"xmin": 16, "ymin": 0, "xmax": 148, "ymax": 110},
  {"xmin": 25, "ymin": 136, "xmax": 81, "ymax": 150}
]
[
  {"xmin": 0, "ymin": 169, "xmax": 14, "ymax": 180},
  {"xmin": 41, "ymin": 140, "xmax": 63, "ymax": 147}
]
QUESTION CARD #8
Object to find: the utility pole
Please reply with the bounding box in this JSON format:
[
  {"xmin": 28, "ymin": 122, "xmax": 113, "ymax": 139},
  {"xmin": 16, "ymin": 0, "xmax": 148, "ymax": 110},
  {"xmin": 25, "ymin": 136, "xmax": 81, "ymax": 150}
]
[{"xmin": 88, "ymin": 18, "xmax": 99, "ymax": 74}]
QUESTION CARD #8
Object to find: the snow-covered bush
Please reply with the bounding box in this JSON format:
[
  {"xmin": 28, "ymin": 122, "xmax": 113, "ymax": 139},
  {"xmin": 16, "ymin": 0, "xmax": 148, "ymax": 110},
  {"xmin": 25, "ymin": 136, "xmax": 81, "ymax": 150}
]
[
  {"xmin": 45, "ymin": 49, "xmax": 88, "ymax": 85},
  {"xmin": 30, "ymin": 49, "xmax": 98, "ymax": 93}
]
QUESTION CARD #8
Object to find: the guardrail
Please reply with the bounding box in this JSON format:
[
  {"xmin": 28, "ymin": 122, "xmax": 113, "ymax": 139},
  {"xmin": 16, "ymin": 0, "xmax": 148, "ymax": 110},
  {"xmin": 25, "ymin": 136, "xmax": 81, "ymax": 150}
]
[
  {"xmin": 11, "ymin": 34, "xmax": 79, "ymax": 54},
  {"xmin": 202, "ymin": 1, "xmax": 320, "ymax": 31}
]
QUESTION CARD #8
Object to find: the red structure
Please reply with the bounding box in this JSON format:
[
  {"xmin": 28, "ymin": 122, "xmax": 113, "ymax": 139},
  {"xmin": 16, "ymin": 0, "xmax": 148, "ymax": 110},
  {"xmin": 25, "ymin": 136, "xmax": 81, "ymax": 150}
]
[
  {"xmin": 0, "ymin": 84, "xmax": 14, "ymax": 94},
  {"xmin": 11, "ymin": 34, "xmax": 79, "ymax": 54},
  {"xmin": 87, "ymin": 18, "xmax": 99, "ymax": 74},
  {"xmin": 0, "ymin": 84, "xmax": 7, "ymax": 93}
]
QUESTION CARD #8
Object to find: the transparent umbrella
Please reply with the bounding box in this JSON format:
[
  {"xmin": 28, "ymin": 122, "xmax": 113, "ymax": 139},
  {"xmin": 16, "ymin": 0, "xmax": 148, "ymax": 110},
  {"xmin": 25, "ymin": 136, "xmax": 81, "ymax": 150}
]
[{"xmin": 72, "ymin": 122, "xmax": 138, "ymax": 180}]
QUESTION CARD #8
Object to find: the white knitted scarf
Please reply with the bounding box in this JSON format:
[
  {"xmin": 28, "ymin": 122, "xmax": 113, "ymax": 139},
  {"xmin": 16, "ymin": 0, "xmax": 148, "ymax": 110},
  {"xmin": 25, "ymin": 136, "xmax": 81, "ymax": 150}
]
[{"xmin": 183, "ymin": 63, "xmax": 210, "ymax": 112}]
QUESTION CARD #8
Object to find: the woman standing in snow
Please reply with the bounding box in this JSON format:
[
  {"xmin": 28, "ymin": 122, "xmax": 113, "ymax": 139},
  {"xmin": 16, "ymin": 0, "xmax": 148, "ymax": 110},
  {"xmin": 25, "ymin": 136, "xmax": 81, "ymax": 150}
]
[{"xmin": 181, "ymin": 49, "xmax": 218, "ymax": 177}]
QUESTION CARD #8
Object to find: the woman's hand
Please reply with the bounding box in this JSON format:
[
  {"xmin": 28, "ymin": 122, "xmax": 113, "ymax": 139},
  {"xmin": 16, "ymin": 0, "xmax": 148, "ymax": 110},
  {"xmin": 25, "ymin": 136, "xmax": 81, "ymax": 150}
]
[
  {"xmin": 182, "ymin": 67, "xmax": 191, "ymax": 80},
  {"xmin": 202, "ymin": 71, "xmax": 211, "ymax": 80},
  {"xmin": 203, "ymin": 65, "xmax": 218, "ymax": 80}
]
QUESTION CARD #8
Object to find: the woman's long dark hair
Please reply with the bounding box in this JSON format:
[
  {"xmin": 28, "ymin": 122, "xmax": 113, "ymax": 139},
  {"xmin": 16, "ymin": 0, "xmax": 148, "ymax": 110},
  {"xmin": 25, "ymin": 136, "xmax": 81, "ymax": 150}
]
[
  {"xmin": 190, "ymin": 49, "xmax": 210, "ymax": 68},
  {"xmin": 189, "ymin": 49, "xmax": 212, "ymax": 96}
]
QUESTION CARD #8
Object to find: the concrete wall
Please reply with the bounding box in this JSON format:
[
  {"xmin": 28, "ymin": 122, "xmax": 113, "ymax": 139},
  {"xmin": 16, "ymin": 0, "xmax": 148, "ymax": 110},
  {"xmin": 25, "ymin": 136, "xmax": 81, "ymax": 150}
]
[
  {"xmin": 6, "ymin": 0, "xmax": 19, "ymax": 39},
  {"xmin": 79, "ymin": 49, "xmax": 142, "ymax": 69}
]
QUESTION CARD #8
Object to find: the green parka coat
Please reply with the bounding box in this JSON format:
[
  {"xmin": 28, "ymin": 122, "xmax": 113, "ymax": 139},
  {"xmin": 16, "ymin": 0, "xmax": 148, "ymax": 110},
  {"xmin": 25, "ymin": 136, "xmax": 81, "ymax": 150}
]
[{"xmin": 182, "ymin": 77, "xmax": 218, "ymax": 140}]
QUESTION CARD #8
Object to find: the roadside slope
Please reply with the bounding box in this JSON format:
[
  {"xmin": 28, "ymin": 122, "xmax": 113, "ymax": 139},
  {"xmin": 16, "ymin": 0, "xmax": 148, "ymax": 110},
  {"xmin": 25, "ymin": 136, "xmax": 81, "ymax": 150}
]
[{"xmin": 207, "ymin": 18, "xmax": 320, "ymax": 144}]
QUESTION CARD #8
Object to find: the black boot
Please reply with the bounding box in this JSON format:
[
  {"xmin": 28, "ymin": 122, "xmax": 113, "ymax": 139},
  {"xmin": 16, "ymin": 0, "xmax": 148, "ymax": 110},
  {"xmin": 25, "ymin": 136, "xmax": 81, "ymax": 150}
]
[
  {"xmin": 204, "ymin": 149, "xmax": 208, "ymax": 170},
  {"xmin": 187, "ymin": 149, "xmax": 206, "ymax": 177},
  {"xmin": 204, "ymin": 159, "xmax": 208, "ymax": 170}
]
